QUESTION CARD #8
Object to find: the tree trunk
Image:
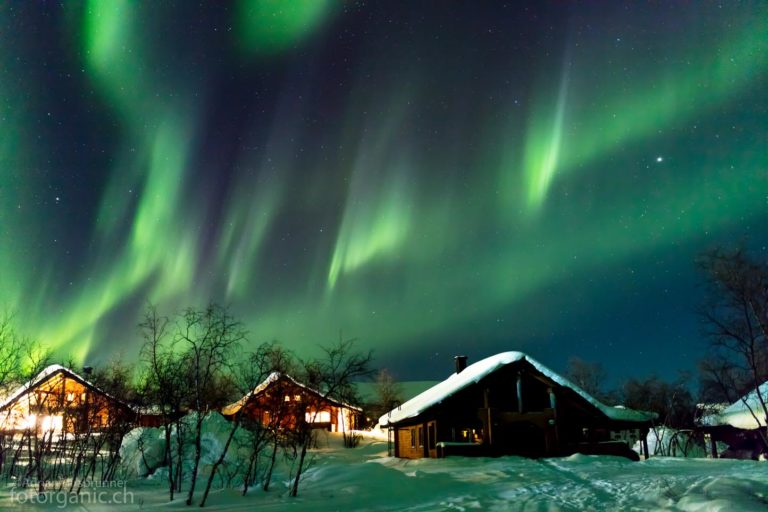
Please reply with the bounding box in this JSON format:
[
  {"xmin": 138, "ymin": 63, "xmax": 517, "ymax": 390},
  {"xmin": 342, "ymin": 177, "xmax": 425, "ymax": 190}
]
[
  {"xmin": 9, "ymin": 430, "xmax": 29, "ymax": 478},
  {"xmin": 186, "ymin": 414, "xmax": 205, "ymax": 506},
  {"xmin": 174, "ymin": 419, "xmax": 184, "ymax": 493},
  {"xmin": 199, "ymin": 417, "xmax": 239, "ymax": 507},
  {"xmin": 36, "ymin": 431, "xmax": 46, "ymax": 494},
  {"xmin": 290, "ymin": 435, "xmax": 310, "ymax": 497},
  {"xmin": 242, "ymin": 448, "xmax": 259, "ymax": 496},
  {"xmin": 164, "ymin": 424, "xmax": 175, "ymax": 501},
  {"xmin": 262, "ymin": 437, "xmax": 279, "ymax": 492}
]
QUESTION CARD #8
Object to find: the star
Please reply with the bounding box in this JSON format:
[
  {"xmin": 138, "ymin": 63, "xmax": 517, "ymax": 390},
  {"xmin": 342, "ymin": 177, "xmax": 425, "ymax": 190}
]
[{"xmin": 655, "ymin": 156, "xmax": 663, "ymax": 163}]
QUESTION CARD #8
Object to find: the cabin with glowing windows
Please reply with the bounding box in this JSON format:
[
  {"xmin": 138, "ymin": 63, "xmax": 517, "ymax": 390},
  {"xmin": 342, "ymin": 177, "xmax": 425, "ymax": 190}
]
[
  {"xmin": 0, "ymin": 365, "xmax": 135, "ymax": 436},
  {"xmin": 222, "ymin": 372, "xmax": 362, "ymax": 432},
  {"xmin": 379, "ymin": 353, "xmax": 656, "ymax": 460}
]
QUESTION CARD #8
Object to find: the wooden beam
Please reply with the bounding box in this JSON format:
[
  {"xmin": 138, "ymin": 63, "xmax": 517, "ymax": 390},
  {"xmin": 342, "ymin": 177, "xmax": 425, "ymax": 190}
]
[
  {"xmin": 548, "ymin": 388, "xmax": 560, "ymax": 453},
  {"xmin": 483, "ymin": 388, "xmax": 493, "ymax": 446},
  {"xmin": 393, "ymin": 427, "xmax": 399, "ymax": 457}
]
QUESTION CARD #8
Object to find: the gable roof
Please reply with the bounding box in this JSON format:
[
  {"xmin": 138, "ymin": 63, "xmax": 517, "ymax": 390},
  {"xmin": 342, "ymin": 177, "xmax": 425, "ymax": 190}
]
[
  {"xmin": 0, "ymin": 364, "xmax": 131, "ymax": 413},
  {"xmin": 221, "ymin": 371, "xmax": 362, "ymax": 416},
  {"xmin": 698, "ymin": 381, "xmax": 768, "ymax": 430},
  {"xmin": 379, "ymin": 352, "xmax": 657, "ymax": 427}
]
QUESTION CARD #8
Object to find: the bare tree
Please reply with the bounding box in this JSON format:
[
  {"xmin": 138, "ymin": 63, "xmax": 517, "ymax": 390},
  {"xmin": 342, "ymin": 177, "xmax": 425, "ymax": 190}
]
[
  {"xmin": 621, "ymin": 374, "xmax": 694, "ymax": 430},
  {"xmin": 697, "ymin": 247, "xmax": 768, "ymax": 449},
  {"xmin": 289, "ymin": 337, "xmax": 373, "ymax": 497},
  {"xmin": 176, "ymin": 303, "xmax": 245, "ymax": 506},
  {"xmin": 88, "ymin": 358, "xmax": 139, "ymax": 483},
  {"xmin": 366, "ymin": 368, "xmax": 403, "ymax": 426},
  {"xmin": 0, "ymin": 310, "xmax": 24, "ymax": 394},
  {"xmin": 0, "ymin": 313, "xmax": 51, "ymax": 484},
  {"xmin": 243, "ymin": 342, "xmax": 295, "ymax": 494},
  {"xmin": 138, "ymin": 304, "xmax": 187, "ymax": 502},
  {"xmin": 199, "ymin": 341, "xmax": 287, "ymax": 507},
  {"xmin": 565, "ymin": 357, "xmax": 608, "ymax": 400},
  {"xmin": 0, "ymin": 311, "xmax": 50, "ymax": 391}
]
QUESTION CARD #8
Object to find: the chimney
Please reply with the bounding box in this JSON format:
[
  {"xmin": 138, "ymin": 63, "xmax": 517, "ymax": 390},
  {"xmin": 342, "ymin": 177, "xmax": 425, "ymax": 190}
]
[
  {"xmin": 82, "ymin": 366, "xmax": 93, "ymax": 376},
  {"xmin": 454, "ymin": 355, "xmax": 468, "ymax": 374}
]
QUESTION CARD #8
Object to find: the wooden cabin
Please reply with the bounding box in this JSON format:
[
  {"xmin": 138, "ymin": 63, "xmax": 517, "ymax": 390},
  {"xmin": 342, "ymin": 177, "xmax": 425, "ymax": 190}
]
[
  {"xmin": 696, "ymin": 382, "xmax": 768, "ymax": 460},
  {"xmin": 133, "ymin": 405, "xmax": 180, "ymax": 428},
  {"xmin": 222, "ymin": 372, "xmax": 362, "ymax": 433},
  {"xmin": 379, "ymin": 353, "xmax": 656, "ymax": 460},
  {"xmin": 0, "ymin": 365, "xmax": 135, "ymax": 436}
]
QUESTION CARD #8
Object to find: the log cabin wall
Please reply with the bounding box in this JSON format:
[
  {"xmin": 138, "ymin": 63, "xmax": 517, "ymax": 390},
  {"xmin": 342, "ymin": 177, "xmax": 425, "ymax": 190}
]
[
  {"xmin": 396, "ymin": 423, "xmax": 428, "ymax": 459},
  {"xmin": 386, "ymin": 359, "xmax": 650, "ymax": 460},
  {"xmin": 0, "ymin": 369, "xmax": 134, "ymax": 435},
  {"xmin": 236, "ymin": 376, "xmax": 362, "ymax": 433}
]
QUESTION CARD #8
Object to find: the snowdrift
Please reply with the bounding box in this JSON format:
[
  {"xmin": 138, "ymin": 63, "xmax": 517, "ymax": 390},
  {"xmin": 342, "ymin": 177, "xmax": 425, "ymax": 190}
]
[{"xmin": 118, "ymin": 412, "xmax": 252, "ymax": 483}]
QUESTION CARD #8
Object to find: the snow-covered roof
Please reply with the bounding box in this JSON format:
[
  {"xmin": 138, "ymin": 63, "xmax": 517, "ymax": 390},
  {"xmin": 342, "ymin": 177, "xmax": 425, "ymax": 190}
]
[
  {"xmin": 0, "ymin": 364, "xmax": 130, "ymax": 412},
  {"xmin": 221, "ymin": 371, "xmax": 362, "ymax": 416},
  {"xmin": 0, "ymin": 364, "xmax": 70, "ymax": 411},
  {"xmin": 698, "ymin": 381, "xmax": 768, "ymax": 430},
  {"xmin": 379, "ymin": 352, "xmax": 657, "ymax": 426}
]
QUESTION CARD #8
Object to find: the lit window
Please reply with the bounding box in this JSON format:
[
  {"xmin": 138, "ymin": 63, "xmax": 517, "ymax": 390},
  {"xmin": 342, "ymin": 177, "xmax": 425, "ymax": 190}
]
[
  {"xmin": 284, "ymin": 396, "xmax": 291, "ymax": 402},
  {"xmin": 22, "ymin": 414, "xmax": 37, "ymax": 430},
  {"xmin": 294, "ymin": 394, "xmax": 301, "ymax": 402},
  {"xmin": 306, "ymin": 410, "xmax": 331, "ymax": 423},
  {"xmin": 40, "ymin": 415, "xmax": 63, "ymax": 433}
]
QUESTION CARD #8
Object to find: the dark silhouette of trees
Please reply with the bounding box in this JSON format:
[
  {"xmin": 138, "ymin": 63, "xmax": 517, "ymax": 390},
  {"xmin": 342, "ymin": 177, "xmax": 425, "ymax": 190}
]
[
  {"xmin": 0, "ymin": 311, "xmax": 52, "ymax": 483},
  {"xmin": 0, "ymin": 310, "xmax": 25, "ymax": 395},
  {"xmin": 139, "ymin": 303, "xmax": 249, "ymax": 506},
  {"xmin": 621, "ymin": 374, "xmax": 695, "ymax": 429},
  {"xmin": 565, "ymin": 356, "xmax": 615, "ymax": 403},
  {"xmin": 366, "ymin": 368, "xmax": 404, "ymax": 424},
  {"xmin": 560, "ymin": 354, "xmax": 694, "ymax": 431},
  {"xmin": 255, "ymin": 344, "xmax": 296, "ymax": 493},
  {"xmin": 0, "ymin": 310, "xmax": 50, "ymax": 395},
  {"xmin": 199, "ymin": 341, "xmax": 287, "ymax": 507},
  {"xmin": 138, "ymin": 304, "xmax": 187, "ymax": 502},
  {"xmin": 177, "ymin": 304, "xmax": 245, "ymax": 506},
  {"xmin": 697, "ymin": 247, "xmax": 768, "ymax": 448}
]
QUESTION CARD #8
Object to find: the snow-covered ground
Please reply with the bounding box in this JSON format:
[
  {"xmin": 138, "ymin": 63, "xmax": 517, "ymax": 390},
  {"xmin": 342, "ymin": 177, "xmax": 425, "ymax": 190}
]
[{"xmin": 2, "ymin": 431, "xmax": 767, "ymax": 511}]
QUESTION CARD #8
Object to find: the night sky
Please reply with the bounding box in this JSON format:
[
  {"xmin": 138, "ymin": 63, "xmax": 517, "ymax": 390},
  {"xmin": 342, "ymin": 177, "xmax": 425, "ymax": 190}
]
[{"xmin": 1, "ymin": 1, "xmax": 766, "ymax": 383}]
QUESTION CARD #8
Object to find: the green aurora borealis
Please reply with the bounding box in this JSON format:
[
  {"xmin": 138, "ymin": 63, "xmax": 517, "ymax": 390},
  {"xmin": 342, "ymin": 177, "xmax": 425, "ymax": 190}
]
[{"xmin": 0, "ymin": 2, "xmax": 766, "ymax": 379}]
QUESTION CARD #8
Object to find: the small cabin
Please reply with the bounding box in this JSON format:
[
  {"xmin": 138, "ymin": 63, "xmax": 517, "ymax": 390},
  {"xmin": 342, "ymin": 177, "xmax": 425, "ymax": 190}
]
[
  {"xmin": 0, "ymin": 365, "xmax": 135, "ymax": 436},
  {"xmin": 696, "ymin": 381, "xmax": 768, "ymax": 460},
  {"xmin": 222, "ymin": 372, "xmax": 362, "ymax": 433},
  {"xmin": 380, "ymin": 353, "xmax": 656, "ymax": 460}
]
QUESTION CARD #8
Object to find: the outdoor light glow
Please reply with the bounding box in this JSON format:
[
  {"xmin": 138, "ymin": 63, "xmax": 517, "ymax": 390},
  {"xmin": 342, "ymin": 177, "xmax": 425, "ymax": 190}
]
[
  {"xmin": 21, "ymin": 414, "xmax": 37, "ymax": 431},
  {"xmin": 40, "ymin": 415, "xmax": 64, "ymax": 434}
]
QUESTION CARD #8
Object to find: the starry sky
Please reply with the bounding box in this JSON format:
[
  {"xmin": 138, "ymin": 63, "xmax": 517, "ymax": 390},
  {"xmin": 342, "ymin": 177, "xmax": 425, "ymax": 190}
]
[{"xmin": 0, "ymin": 1, "xmax": 766, "ymax": 382}]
